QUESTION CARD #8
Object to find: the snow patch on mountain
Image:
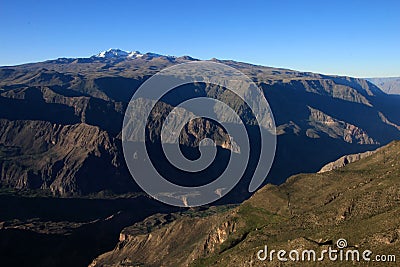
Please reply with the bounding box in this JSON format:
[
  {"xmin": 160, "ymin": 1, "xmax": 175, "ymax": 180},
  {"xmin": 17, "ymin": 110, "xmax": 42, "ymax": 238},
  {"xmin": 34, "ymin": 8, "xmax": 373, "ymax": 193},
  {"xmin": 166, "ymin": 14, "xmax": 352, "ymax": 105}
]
[{"xmin": 93, "ymin": 49, "xmax": 170, "ymax": 59}]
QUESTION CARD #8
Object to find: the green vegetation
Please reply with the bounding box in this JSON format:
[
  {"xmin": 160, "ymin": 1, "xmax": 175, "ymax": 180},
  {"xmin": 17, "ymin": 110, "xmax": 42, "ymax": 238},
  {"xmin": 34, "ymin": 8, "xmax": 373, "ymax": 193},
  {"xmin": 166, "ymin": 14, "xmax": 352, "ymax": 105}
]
[
  {"xmin": 190, "ymin": 141, "xmax": 400, "ymax": 266},
  {"xmin": 98, "ymin": 140, "xmax": 399, "ymax": 267}
]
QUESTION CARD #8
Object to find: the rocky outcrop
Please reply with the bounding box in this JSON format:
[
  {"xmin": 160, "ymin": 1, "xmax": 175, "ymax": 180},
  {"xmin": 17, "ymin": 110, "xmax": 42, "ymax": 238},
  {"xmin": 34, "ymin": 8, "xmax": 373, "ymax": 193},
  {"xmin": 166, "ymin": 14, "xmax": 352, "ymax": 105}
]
[
  {"xmin": 318, "ymin": 150, "xmax": 377, "ymax": 173},
  {"xmin": 0, "ymin": 119, "xmax": 131, "ymax": 195},
  {"xmin": 379, "ymin": 111, "xmax": 400, "ymax": 131},
  {"xmin": 308, "ymin": 106, "xmax": 378, "ymax": 144},
  {"xmin": 90, "ymin": 212, "xmax": 236, "ymax": 267},
  {"xmin": 0, "ymin": 53, "xmax": 399, "ymax": 196},
  {"xmin": 90, "ymin": 141, "xmax": 400, "ymax": 266}
]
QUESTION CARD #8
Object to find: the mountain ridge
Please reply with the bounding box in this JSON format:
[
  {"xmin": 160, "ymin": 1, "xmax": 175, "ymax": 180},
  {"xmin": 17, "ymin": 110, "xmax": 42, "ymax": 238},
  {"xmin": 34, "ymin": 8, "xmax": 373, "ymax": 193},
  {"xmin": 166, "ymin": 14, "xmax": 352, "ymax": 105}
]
[
  {"xmin": 0, "ymin": 51, "xmax": 399, "ymax": 198},
  {"xmin": 90, "ymin": 140, "xmax": 400, "ymax": 266},
  {"xmin": 0, "ymin": 50, "xmax": 399, "ymax": 266},
  {"xmin": 366, "ymin": 77, "xmax": 400, "ymax": 95}
]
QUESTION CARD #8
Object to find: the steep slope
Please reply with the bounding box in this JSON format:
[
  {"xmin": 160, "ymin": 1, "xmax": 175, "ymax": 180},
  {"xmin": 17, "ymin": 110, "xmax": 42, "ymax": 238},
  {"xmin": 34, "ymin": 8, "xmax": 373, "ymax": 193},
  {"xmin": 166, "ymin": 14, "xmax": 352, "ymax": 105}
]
[
  {"xmin": 318, "ymin": 149, "xmax": 378, "ymax": 173},
  {"xmin": 91, "ymin": 141, "xmax": 400, "ymax": 266},
  {"xmin": 0, "ymin": 193, "xmax": 177, "ymax": 267},
  {"xmin": 367, "ymin": 77, "xmax": 400, "ymax": 94},
  {"xmin": 0, "ymin": 50, "xmax": 399, "ymax": 196},
  {"xmin": 0, "ymin": 119, "xmax": 135, "ymax": 195}
]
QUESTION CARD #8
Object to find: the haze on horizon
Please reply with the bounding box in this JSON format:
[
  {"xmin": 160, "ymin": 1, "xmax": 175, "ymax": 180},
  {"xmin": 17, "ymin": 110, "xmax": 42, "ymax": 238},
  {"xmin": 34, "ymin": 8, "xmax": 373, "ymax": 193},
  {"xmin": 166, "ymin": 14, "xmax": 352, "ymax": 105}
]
[{"xmin": 1, "ymin": 0, "xmax": 399, "ymax": 78}]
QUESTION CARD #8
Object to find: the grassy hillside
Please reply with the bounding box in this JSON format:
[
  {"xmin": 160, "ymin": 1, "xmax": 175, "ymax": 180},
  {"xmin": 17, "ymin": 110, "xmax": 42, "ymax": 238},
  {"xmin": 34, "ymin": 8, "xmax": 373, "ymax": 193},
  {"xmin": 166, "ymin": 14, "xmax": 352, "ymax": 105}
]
[{"xmin": 92, "ymin": 141, "xmax": 400, "ymax": 266}]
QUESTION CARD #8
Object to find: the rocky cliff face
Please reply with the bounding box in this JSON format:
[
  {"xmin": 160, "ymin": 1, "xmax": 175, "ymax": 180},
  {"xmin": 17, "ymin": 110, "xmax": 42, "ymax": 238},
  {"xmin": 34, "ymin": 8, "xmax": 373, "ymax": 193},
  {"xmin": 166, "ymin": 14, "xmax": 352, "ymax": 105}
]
[
  {"xmin": 307, "ymin": 106, "xmax": 378, "ymax": 145},
  {"xmin": 91, "ymin": 141, "xmax": 400, "ymax": 266},
  {"xmin": 367, "ymin": 77, "xmax": 400, "ymax": 95},
  {"xmin": 318, "ymin": 150, "xmax": 377, "ymax": 173},
  {"xmin": 90, "ymin": 211, "xmax": 237, "ymax": 267},
  {"xmin": 0, "ymin": 119, "xmax": 133, "ymax": 195},
  {"xmin": 0, "ymin": 53, "xmax": 399, "ymax": 196}
]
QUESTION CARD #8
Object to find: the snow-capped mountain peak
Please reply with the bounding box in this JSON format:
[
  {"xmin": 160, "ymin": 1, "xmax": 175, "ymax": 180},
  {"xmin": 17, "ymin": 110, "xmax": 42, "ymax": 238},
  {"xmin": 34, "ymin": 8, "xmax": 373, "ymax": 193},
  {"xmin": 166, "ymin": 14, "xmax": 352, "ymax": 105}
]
[
  {"xmin": 94, "ymin": 49, "xmax": 143, "ymax": 59},
  {"xmin": 127, "ymin": 51, "xmax": 143, "ymax": 58},
  {"xmin": 92, "ymin": 49, "xmax": 178, "ymax": 60}
]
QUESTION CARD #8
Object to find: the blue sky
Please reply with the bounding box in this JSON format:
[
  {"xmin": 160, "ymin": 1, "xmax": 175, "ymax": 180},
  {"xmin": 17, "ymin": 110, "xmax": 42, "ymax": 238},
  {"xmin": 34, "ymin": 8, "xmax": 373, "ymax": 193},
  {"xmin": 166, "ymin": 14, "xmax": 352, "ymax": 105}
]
[{"xmin": 1, "ymin": 0, "xmax": 399, "ymax": 77}]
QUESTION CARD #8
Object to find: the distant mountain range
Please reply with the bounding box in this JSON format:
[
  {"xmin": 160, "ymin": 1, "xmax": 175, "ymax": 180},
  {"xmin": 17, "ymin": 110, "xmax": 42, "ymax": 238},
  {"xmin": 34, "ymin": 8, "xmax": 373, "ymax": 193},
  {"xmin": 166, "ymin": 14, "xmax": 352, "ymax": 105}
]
[
  {"xmin": 367, "ymin": 77, "xmax": 400, "ymax": 94},
  {"xmin": 0, "ymin": 49, "xmax": 399, "ymax": 202},
  {"xmin": 0, "ymin": 49, "xmax": 399, "ymax": 266},
  {"xmin": 92, "ymin": 48, "xmax": 170, "ymax": 60}
]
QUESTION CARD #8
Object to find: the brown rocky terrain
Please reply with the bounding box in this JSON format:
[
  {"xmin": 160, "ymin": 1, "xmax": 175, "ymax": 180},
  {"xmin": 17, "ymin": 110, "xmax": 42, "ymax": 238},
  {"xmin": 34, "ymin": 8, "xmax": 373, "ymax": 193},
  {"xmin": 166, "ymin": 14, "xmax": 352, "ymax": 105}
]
[
  {"xmin": 0, "ymin": 119, "xmax": 135, "ymax": 195},
  {"xmin": 0, "ymin": 51, "xmax": 399, "ymax": 195},
  {"xmin": 367, "ymin": 77, "xmax": 400, "ymax": 95},
  {"xmin": 91, "ymin": 141, "xmax": 400, "ymax": 267},
  {"xmin": 318, "ymin": 149, "xmax": 377, "ymax": 173},
  {"xmin": 0, "ymin": 51, "xmax": 399, "ymax": 266}
]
